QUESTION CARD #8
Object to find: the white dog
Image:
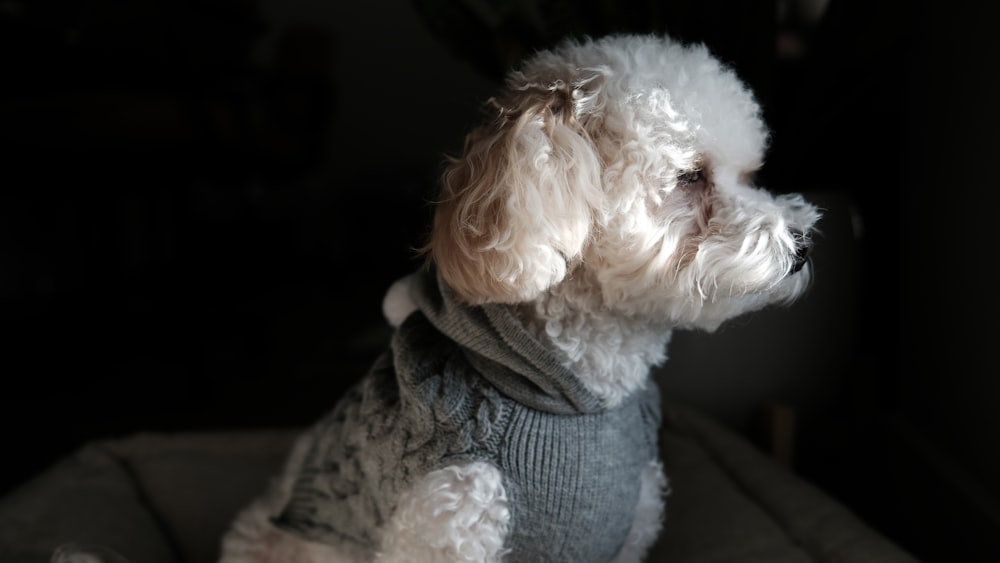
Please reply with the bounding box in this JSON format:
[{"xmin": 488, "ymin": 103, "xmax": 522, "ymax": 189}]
[{"xmin": 218, "ymin": 34, "xmax": 819, "ymax": 563}]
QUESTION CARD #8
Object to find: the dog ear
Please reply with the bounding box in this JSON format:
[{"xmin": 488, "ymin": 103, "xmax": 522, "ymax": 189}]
[{"xmin": 424, "ymin": 80, "xmax": 603, "ymax": 304}]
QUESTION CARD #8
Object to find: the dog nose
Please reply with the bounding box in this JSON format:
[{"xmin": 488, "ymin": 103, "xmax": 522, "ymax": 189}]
[{"xmin": 790, "ymin": 230, "xmax": 813, "ymax": 274}]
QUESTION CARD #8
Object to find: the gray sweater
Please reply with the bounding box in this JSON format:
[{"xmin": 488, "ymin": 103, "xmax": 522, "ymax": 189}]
[{"xmin": 274, "ymin": 270, "xmax": 662, "ymax": 562}]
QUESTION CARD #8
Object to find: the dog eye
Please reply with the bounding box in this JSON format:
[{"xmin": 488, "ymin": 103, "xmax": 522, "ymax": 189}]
[{"xmin": 677, "ymin": 169, "xmax": 706, "ymax": 187}]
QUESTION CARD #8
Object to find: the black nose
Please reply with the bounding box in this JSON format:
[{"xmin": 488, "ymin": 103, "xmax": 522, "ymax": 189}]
[{"xmin": 790, "ymin": 231, "xmax": 813, "ymax": 274}]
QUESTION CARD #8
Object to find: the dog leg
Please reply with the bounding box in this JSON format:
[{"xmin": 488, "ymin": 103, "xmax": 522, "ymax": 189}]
[
  {"xmin": 612, "ymin": 461, "xmax": 669, "ymax": 563},
  {"xmin": 376, "ymin": 461, "xmax": 510, "ymax": 563}
]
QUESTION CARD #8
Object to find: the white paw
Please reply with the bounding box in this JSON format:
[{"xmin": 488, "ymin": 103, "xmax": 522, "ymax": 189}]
[{"xmin": 377, "ymin": 462, "xmax": 510, "ymax": 563}]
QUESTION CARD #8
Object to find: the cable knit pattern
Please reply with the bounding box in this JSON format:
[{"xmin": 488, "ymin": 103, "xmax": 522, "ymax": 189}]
[{"xmin": 274, "ymin": 270, "xmax": 662, "ymax": 562}]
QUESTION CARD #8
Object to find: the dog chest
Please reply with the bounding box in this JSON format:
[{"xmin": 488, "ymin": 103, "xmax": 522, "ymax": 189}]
[{"xmin": 499, "ymin": 388, "xmax": 661, "ymax": 562}]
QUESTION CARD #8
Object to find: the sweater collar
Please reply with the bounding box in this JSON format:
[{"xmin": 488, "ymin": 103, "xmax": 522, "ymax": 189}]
[{"xmin": 409, "ymin": 269, "xmax": 606, "ymax": 415}]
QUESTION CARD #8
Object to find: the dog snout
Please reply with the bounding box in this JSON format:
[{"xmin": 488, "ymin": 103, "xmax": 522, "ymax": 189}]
[{"xmin": 790, "ymin": 229, "xmax": 813, "ymax": 274}]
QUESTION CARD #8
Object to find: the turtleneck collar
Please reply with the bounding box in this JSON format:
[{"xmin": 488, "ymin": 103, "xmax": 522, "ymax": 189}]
[{"xmin": 407, "ymin": 269, "xmax": 607, "ymax": 415}]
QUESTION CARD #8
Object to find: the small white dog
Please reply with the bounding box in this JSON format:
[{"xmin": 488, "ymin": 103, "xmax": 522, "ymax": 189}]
[{"xmin": 219, "ymin": 34, "xmax": 819, "ymax": 563}]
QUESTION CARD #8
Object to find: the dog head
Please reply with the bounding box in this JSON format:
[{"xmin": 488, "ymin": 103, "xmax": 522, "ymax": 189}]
[{"xmin": 425, "ymin": 35, "xmax": 820, "ymax": 330}]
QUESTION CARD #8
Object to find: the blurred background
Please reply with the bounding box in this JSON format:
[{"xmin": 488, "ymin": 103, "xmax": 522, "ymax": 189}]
[{"xmin": 1, "ymin": 0, "xmax": 996, "ymax": 561}]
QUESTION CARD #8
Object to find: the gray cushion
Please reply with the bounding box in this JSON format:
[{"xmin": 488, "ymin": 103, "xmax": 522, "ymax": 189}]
[
  {"xmin": 0, "ymin": 405, "xmax": 918, "ymax": 563},
  {"xmin": 649, "ymin": 404, "xmax": 919, "ymax": 562}
]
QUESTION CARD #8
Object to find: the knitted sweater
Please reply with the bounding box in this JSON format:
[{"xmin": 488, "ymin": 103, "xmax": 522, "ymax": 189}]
[{"xmin": 274, "ymin": 270, "xmax": 662, "ymax": 562}]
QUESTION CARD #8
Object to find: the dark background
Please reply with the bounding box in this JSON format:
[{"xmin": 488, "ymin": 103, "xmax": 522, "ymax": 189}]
[{"xmin": 2, "ymin": 0, "xmax": 997, "ymax": 561}]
